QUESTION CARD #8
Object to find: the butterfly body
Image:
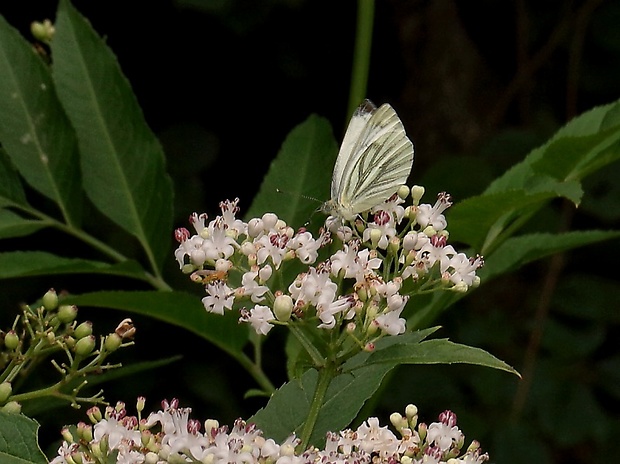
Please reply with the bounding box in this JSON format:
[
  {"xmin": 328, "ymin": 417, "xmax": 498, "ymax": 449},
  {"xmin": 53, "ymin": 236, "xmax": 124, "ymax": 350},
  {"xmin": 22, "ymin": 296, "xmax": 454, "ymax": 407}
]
[{"xmin": 322, "ymin": 100, "xmax": 414, "ymax": 221}]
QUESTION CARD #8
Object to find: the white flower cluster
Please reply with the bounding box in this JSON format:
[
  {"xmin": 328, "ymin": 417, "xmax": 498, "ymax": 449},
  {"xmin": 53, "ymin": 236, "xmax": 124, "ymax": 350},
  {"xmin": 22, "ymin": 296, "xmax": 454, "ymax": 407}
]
[
  {"xmin": 174, "ymin": 189, "xmax": 482, "ymax": 339},
  {"xmin": 51, "ymin": 399, "xmax": 489, "ymax": 464}
]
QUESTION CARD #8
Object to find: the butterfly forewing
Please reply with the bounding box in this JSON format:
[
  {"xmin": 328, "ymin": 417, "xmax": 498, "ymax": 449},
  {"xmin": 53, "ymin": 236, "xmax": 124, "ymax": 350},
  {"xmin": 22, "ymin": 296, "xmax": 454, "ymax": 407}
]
[
  {"xmin": 334, "ymin": 102, "xmax": 414, "ymax": 215},
  {"xmin": 330, "ymin": 101, "xmax": 377, "ymax": 203}
]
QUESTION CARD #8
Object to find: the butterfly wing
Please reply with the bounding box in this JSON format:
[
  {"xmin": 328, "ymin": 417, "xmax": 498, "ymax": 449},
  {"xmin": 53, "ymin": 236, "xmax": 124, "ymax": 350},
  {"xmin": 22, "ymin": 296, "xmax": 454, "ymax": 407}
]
[{"xmin": 331, "ymin": 100, "xmax": 414, "ymax": 219}]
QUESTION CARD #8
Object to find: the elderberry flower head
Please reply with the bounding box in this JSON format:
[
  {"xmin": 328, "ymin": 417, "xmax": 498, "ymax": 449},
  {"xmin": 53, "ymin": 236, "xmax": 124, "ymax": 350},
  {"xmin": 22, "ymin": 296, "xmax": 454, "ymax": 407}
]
[
  {"xmin": 51, "ymin": 399, "xmax": 489, "ymax": 464},
  {"xmin": 174, "ymin": 189, "xmax": 482, "ymax": 351}
]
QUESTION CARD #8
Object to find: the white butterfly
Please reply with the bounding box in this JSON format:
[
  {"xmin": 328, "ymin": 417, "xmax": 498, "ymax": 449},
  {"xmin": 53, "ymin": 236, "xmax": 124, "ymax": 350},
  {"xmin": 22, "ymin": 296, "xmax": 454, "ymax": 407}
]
[{"xmin": 322, "ymin": 99, "xmax": 415, "ymax": 221}]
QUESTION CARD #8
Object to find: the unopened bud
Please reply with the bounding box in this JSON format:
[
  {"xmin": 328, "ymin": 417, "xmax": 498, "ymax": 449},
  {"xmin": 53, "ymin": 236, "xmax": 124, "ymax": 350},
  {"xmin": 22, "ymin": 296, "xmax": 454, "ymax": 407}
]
[
  {"xmin": 75, "ymin": 335, "xmax": 96, "ymax": 356},
  {"xmin": 104, "ymin": 333, "xmax": 122, "ymax": 352},
  {"xmin": 30, "ymin": 19, "xmax": 55, "ymax": 43},
  {"xmin": 422, "ymin": 226, "xmax": 437, "ymax": 237},
  {"xmin": 90, "ymin": 441, "xmax": 105, "ymax": 462},
  {"xmin": 181, "ymin": 264, "xmax": 195, "ymax": 274},
  {"xmin": 451, "ymin": 282, "xmax": 469, "ymax": 293},
  {"xmin": 4, "ymin": 330, "xmax": 19, "ymax": 350},
  {"xmin": 273, "ymin": 295, "xmax": 293, "ymax": 322},
  {"xmin": 397, "ymin": 185, "xmax": 410, "ymax": 199},
  {"xmin": 74, "ymin": 321, "xmax": 93, "ymax": 339},
  {"xmin": 1, "ymin": 401, "xmax": 21, "ymax": 414},
  {"xmin": 405, "ymin": 404, "xmax": 418, "ymax": 420},
  {"xmin": 87, "ymin": 406, "xmax": 102, "ymax": 423},
  {"xmin": 136, "ymin": 396, "xmax": 146, "ymax": 413},
  {"xmin": 418, "ymin": 422, "xmax": 427, "ymax": 440},
  {"xmin": 42, "ymin": 288, "xmax": 59, "ymax": 311},
  {"xmin": 363, "ymin": 342, "xmax": 375, "ymax": 352},
  {"xmin": 61, "ymin": 427, "xmax": 74, "ymax": 443},
  {"xmin": 58, "ymin": 304, "xmax": 78, "ymax": 323},
  {"xmin": 369, "ymin": 228, "xmax": 382, "ymax": 248},
  {"xmin": 411, "ymin": 185, "xmax": 425, "ymax": 204},
  {"xmin": 0, "ymin": 382, "xmax": 12, "ymax": 403},
  {"xmin": 390, "ymin": 412, "xmax": 407, "ymax": 430},
  {"xmin": 77, "ymin": 422, "xmax": 93, "ymax": 441},
  {"xmin": 388, "ymin": 236, "xmax": 400, "ymax": 255}
]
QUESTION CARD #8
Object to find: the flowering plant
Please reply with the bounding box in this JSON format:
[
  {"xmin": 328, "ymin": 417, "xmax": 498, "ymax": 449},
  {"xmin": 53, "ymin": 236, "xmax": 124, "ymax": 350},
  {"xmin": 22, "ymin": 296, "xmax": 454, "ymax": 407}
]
[{"xmin": 0, "ymin": 1, "xmax": 618, "ymax": 463}]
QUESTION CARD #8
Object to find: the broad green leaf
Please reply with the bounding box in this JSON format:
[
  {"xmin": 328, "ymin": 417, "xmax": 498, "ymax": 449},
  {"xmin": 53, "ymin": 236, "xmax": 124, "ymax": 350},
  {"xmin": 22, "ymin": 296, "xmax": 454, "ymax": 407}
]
[
  {"xmin": 0, "ymin": 412, "xmax": 47, "ymax": 464},
  {"xmin": 0, "ymin": 251, "xmax": 151, "ymax": 282},
  {"xmin": 61, "ymin": 290, "xmax": 248, "ymax": 355},
  {"xmin": 251, "ymin": 362, "xmax": 396, "ymax": 446},
  {"xmin": 448, "ymin": 189, "xmax": 579, "ymax": 253},
  {"xmin": 52, "ymin": 0, "xmax": 173, "ymax": 271},
  {"xmin": 480, "ymin": 230, "xmax": 620, "ymax": 281},
  {"xmin": 356, "ymin": 338, "xmax": 519, "ymax": 375},
  {"xmin": 251, "ymin": 330, "xmax": 515, "ymax": 446},
  {"xmin": 0, "ymin": 13, "xmax": 82, "ymax": 225},
  {"xmin": 341, "ymin": 328, "xmax": 440, "ymax": 371},
  {"xmin": 245, "ymin": 114, "xmax": 337, "ymax": 228},
  {"xmin": 486, "ymin": 99, "xmax": 620, "ymax": 194},
  {"xmin": 0, "ymin": 149, "xmax": 27, "ymax": 208},
  {"xmin": 0, "ymin": 210, "xmax": 45, "ymax": 239}
]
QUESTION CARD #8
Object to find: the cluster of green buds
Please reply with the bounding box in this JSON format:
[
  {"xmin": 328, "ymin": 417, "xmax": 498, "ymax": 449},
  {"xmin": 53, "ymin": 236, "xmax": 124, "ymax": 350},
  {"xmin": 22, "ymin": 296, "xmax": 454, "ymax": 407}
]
[{"xmin": 0, "ymin": 289, "xmax": 135, "ymax": 411}]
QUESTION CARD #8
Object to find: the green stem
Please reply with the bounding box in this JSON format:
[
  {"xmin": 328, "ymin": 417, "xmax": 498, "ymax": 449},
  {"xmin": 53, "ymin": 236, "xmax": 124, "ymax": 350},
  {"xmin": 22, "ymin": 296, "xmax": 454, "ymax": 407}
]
[
  {"xmin": 234, "ymin": 350, "xmax": 276, "ymax": 395},
  {"xmin": 299, "ymin": 363, "xmax": 336, "ymax": 450},
  {"xmin": 347, "ymin": 0, "xmax": 375, "ymax": 118},
  {"xmin": 289, "ymin": 324, "xmax": 326, "ymax": 368},
  {"xmin": 12, "ymin": 204, "xmax": 171, "ymax": 290}
]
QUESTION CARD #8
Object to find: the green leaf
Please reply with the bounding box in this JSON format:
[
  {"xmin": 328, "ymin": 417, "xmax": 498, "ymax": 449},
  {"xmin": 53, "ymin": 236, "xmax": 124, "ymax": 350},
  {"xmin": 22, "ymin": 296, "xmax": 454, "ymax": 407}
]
[
  {"xmin": 0, "ymin": 210, "xmax": 45, "ymax": 239},
  {"xmin": 250, "ymin": 362, "xmax": 397, "ymax": 446},
  {"xmin": 251, "ymin": 330, "xmax": 515, "ymax": 446},
  {"xmin": 0, "ymin": 149, "xmax": 27, "ymax": 208},
  {"xmin": 61, "ymin": 290, "xmax": 248, "ymax": 355},
  {"xmin": 51, "ymin": 0, "xmax": 173, "ymax": 271},
  {"xmin": 448, "ymin": 189, "xmax": 575, "ymax": 252},
  {"xmin": 357, "ymin": 338, "xmax": 519, "ymax": 375},
  {"xmin": 480, "ymin": 230, "xmax": 620, "ymax": 281},
  {"xmin": 486, "ymin": 99, "xmax": 620, "ymax": 195},
  {"xmin": 0, "ymin": 13, "xmax": 82, "ymax": 225},
  {"xmin": 245, "ymin": 114, "xmax": 337, "ymax": 227},
  {"xmin": 0, "ymin": 251, "xmax": 151, "ymax": 282},
  {"xmin": 0, "ymin": 412, "xmax": 47, "ymax": 464}
]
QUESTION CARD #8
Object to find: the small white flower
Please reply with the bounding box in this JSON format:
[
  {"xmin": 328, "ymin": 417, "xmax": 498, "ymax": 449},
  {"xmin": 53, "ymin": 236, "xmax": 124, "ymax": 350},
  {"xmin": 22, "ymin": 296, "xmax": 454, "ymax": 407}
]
[
  {"xmin": 93, "ymin": 416, "xmax": 140, "ymax": 451},
  {"xmin": 202, "ymin": 281, "xmax": 234, "ymax": 315},
  {"xmin": 219, "ymin": 198, "xmax": 247, "ymax": 236},
  {"xmin": 416, "ymin": 192, "xmax": 452, "ymax": 231},
  {"xmin": 446, "ymin": 253, "xmax": 483, "ymax": 287},
  {"xmin": 241, "ymin": 270, "xmax": 269, "ymax": 303},
  {"xmin": 427, "ymin": 421, "xmax": 463, "ymax": 452},
  {"xmin": 240, "ymin": 305, "xmax": 275, "ymax": 335},
  {"xmin": 373, "ymin": 304, "xmax": 407, "ymax": 336},
  {"xmin": 363, "ymin": 210, "xmax": 397, "ymax": 249}
]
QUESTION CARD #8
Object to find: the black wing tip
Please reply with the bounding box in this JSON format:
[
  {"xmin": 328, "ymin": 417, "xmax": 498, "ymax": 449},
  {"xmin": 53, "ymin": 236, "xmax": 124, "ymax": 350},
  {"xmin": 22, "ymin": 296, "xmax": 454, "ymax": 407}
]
[{"xmin": 357, "ymin": 99, "xmax": 378, "ymax": 116}]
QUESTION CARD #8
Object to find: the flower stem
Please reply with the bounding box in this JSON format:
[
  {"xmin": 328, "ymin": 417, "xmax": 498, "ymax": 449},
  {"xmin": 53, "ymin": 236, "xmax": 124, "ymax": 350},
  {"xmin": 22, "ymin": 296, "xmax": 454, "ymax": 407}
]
[
  {"xmin": 299, "ymin": 363, "xmax": 336, "ymax": 450},
  {"xmin": 347, "ymin": 0, "xmax": 375, "ymax": 118}
]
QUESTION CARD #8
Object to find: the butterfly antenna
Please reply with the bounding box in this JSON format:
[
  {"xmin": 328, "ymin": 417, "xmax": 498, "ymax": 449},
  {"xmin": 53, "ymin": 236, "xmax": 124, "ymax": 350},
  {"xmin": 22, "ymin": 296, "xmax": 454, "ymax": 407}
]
[{"xmin": 276, "ymin": 188, "xmax": 322, "ymax": 205}]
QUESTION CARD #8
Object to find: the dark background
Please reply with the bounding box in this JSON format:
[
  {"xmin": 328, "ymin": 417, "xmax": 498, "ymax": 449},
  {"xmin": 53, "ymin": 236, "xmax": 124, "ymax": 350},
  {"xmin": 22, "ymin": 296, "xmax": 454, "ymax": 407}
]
[{"xmin": 1, "ymin": 1, "xmax": 620, "ymax": 463}]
